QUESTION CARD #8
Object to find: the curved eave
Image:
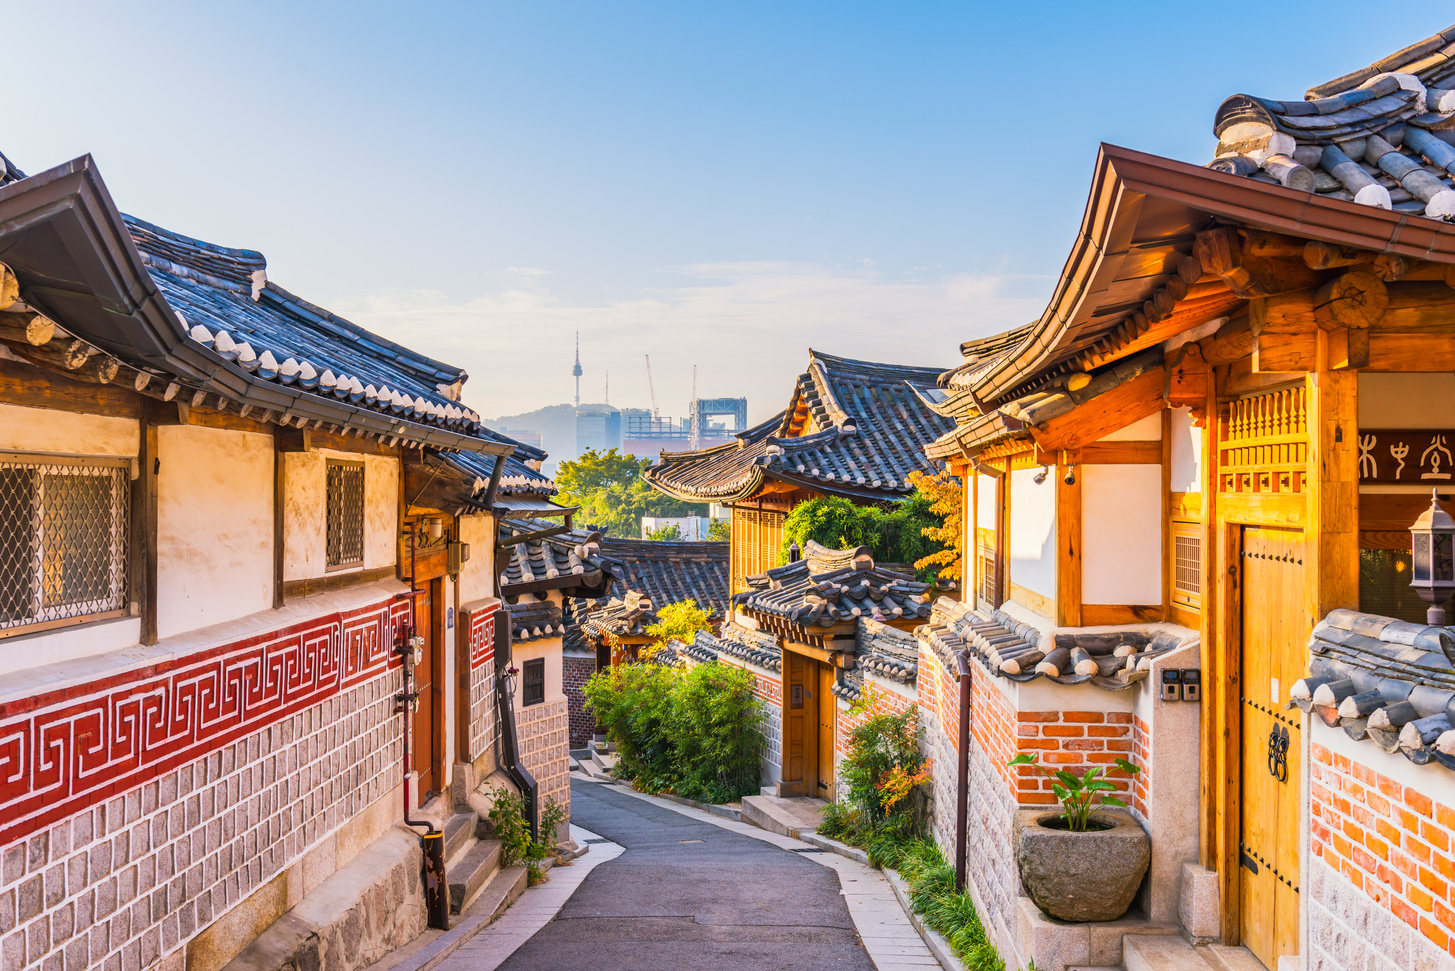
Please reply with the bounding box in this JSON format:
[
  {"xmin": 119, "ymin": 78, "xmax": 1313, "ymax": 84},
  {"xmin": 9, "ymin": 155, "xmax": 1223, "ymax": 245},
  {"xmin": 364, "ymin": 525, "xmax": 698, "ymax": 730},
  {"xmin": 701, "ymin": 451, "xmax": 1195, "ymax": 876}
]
[
  {"xmin": 968, "ymin": 143, "xmax": 1455, "ymax": 407},
  {"xmin": 643, "ymin": 463, "xmax": 768, "ymax": 504}
]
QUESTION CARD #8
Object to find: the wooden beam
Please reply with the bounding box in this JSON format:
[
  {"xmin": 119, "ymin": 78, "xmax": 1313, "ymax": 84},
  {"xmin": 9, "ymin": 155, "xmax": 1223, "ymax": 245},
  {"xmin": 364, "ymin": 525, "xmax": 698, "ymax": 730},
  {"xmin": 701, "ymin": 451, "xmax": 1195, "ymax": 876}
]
[
  {"xmin": 0, "ymin": 356, "xmax": 144, "ymax": 419},
  {"xmin": 0, "ymin": 310, "xmax": 56, "ymax": 346},
  {"xmin": 1056, "ymin": 463, "xmax": 1081, "ymax": 628},
  {"xmin": 1031, "ymin": 368, "xmax": 1166, "ymax": 451},
  {"xmin": 1081, "ymin": 604, "xmax": 1162, "ymax": 625},
  {"xmin": 1195, "ymin": 226, "xmax": 1322, "ymax": 298},
  {"xmin": 1200, "ymin": 317, "xmax": 1254, "ymax": 367},
  {"xmin": 1199, "ymin": 372, "xmax": 1218, "ymax": 874},
  {"xmin": 1306, "ymin": 332, "xmax": 1360, "ymax": 632},
  {"xmin": 1079, "ymin": 441, "xmax": 1162, "ymax": 464},
  {"xmin": 1167, "ymin": 342, "xmax": 1210, "ymax": 412},
  {"xmin": 1217, "ymin": 492, "xmax": 1306, "ymax": 528},
  {"xmin": 136, "ymin": 411, "xmax": 160, "ymax": 645},
  {"xmin": 1162, "ymin": 408, "xmax": 1173, "ymax": 622}
]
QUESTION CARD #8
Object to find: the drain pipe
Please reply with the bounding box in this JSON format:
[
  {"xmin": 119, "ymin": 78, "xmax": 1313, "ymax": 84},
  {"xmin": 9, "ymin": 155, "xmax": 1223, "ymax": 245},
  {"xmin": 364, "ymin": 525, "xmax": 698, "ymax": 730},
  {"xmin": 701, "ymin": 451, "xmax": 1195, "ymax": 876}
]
[
  {"xmin": 954, "ymin": 649, "xmax": 971, "ymax": 893},
  {"xmin": 397, "ymin": 519, "xmax": 449, "ymax": 930},
  {"xmin": 495, "ymin": 618, "xmax": 540, "ymax": 843}
]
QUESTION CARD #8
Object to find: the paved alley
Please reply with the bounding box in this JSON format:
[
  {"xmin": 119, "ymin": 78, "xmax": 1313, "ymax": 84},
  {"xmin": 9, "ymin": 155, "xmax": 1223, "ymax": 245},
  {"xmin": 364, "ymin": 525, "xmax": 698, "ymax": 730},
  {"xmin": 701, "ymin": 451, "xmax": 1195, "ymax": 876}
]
[{"xmin": 493, "ymin": 779, "xmax": 878, "ymax": 971}]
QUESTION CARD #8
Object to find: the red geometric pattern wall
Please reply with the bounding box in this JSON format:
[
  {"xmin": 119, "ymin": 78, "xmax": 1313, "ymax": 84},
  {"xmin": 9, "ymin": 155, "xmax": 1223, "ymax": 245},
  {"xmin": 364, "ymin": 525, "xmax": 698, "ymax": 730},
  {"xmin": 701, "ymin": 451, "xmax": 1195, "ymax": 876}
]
[
  {"xmin": 465, "ymin": 602, "xmax": 501, "ymax": 762},
  {"xmin": 0, "ymin": 595, "xmax": 411, "ymax": 847}
]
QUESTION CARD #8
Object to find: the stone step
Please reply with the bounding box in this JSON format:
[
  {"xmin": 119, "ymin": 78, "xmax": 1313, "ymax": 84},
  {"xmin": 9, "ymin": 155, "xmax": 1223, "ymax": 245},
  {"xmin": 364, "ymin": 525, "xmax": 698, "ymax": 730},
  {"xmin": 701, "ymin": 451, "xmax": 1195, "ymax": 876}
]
[
  {"xmin": 740, "ymin": 794, "xmax": 829, "ymax": 838},
  {"xmin": 443, "ymin": 813, "xmax": 477, "ymax": 865},
  {"xmin": 589, "ymin": 750, "xmax": 617, "ymax": 775},
  {"xmin": 1199, "ymin": 945, "xmax": 1269, "ymax": 971},
  {"xmin": 1124, "ymin": 935, "xmax": 1214, "ymax": 971},
  {"xmin": 447, "ymin": 838, "xmax": 502, "ymax": 915}
]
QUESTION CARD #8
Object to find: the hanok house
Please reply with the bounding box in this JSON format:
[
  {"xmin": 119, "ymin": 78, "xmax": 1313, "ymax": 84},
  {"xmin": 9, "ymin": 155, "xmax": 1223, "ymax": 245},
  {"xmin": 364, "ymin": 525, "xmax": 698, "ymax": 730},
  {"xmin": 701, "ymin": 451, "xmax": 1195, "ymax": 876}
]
[
  {"xmin": 906, "ymin": 23, "xmax": 1455, "ymax": 971},
  {"xmin": 643, "ymin": 350, "xmax": 955, "ymax": 594},
  {"xmin": 0, "ymin": 151, "xmax": 570, "ymax": 971},
  {"xmin": 566, "ymin": 537, "xmax": 727, "ymax": 747}
]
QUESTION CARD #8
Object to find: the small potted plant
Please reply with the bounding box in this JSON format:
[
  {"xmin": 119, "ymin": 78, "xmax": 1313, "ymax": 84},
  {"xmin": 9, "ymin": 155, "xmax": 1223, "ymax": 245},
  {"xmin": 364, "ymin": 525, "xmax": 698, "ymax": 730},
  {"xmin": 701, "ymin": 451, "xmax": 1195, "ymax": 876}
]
[{"xmin": 1007, "ymin": 752, "xmax": 1150, "ymax": 922}]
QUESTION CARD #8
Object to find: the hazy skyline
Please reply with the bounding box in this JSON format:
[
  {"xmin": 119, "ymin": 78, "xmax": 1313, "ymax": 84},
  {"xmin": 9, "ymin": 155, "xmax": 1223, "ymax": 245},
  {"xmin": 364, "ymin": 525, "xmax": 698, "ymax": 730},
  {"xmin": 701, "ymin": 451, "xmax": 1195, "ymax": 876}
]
[{"xmin": 6, "ymin": 3, "xmax": 1444, "ymax": 426}]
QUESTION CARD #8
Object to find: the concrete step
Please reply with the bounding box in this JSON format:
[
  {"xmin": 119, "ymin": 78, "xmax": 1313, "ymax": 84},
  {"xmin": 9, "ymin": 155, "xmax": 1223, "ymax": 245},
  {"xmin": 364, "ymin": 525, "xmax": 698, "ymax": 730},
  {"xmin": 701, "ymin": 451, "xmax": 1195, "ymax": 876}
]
[
  {"xmin": 1124, "ymin": 935, "xmax": 1214, "ymax": 971},
  {"xmin": 361, "ymin": 863, "xmax": 530, "ymax": 971},
  {"xmin": 447, "ymin": 838, "xmax": 502, "ymax": 915},
  {"xmin": 1198, "ymin": 945, "xmax": 1269, "ymax": 971},
  {"xmin": 442, "ymin": 813, "xmax": 477, "ymax": 864},
  {"xmin": 589, "ymin": 750, "xmax": 617, "ymax": 775},
  {"xmin": 740, "ymin": 794, "xmax": 829, "ymax": 838}
]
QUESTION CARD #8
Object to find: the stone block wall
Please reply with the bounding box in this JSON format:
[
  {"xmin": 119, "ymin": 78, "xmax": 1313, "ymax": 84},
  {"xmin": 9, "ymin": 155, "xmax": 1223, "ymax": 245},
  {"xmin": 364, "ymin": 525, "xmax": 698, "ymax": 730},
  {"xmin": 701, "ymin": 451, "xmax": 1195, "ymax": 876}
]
[
  {"xmin": 0, "ymin": 593, "xmax": 411, "ymax": 971},
  {"xmin": 463, "ymin": 603, "xmax": 500, "ymax": 764},
  {"xmin": 516, "ymin": 699, "xmax": 570, "ymax": 827},
  {"xmin": 1308, "ymin": 740, "xmax": 1455, "ymax": 968},
  {"xmin": 562, "ymin": 653, "xmax": 598, "ymax": 747}
]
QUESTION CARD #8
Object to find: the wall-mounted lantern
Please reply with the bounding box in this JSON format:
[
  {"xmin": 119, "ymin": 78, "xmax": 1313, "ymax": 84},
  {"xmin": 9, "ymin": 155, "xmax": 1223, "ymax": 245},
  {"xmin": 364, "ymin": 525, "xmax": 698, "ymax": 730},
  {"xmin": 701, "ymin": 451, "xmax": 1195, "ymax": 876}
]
[{"xmin": 1410, "ymin": 489, "xmax": 1455, "ymax": 625}]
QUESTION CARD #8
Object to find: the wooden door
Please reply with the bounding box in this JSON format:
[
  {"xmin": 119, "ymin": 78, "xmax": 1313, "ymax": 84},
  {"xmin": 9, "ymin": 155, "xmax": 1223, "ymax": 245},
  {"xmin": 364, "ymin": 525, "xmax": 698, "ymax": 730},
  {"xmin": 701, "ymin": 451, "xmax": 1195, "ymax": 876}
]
[
  {"xmin": 783, "ymin": 651, "xmax": 812, "ymax": 795},
  {"xmin": 816, "ymin": 662, "xmax": 836, "ymax": 801},
  {"xmin": 413, "ymin": 580, "xmax": 444, "ymax": 799},
  {"xmin": 1238, "ymin": 527, "xmax": 1304, "ymax": 969}
]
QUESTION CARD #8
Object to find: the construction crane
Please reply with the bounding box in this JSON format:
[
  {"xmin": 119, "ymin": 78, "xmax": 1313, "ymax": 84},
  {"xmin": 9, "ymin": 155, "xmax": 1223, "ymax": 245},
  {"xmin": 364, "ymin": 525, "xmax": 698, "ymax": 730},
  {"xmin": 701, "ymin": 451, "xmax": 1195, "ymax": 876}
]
[{"xmin": 645, "ymin": 355, "xmax": 660, "ymax": 420}]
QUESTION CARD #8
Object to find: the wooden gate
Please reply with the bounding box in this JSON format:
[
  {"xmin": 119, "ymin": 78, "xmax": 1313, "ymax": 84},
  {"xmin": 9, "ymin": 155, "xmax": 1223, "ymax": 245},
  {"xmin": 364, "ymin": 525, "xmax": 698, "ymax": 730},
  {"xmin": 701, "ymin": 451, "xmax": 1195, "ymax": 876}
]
[
  {"xmin": 781, "ymin": 649, "xmax": 836, "ymax": 798},
  {"xmin": 816, "ymin": 663, "xmax": 837, "ymax": 801},
  {"xmin": 1238, "ymin": 527, "xmax": 1304, "ymax": 969}
]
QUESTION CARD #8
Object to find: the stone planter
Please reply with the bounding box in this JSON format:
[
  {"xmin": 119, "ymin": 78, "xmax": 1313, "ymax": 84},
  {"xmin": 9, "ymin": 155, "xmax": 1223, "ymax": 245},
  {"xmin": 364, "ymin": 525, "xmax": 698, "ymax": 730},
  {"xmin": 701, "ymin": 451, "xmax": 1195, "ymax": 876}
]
[{"xmin": 1015, "ymin": 809, "xmax": 1150, "ymax": 922}]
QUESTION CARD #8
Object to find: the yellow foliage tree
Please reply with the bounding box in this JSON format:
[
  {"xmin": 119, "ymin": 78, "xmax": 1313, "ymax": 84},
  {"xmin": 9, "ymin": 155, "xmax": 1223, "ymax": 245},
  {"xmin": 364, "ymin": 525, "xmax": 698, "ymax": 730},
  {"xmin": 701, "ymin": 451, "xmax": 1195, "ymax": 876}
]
[{"xmin": 906, "ymin": 468, "xmax": 962, "ymax": 583}]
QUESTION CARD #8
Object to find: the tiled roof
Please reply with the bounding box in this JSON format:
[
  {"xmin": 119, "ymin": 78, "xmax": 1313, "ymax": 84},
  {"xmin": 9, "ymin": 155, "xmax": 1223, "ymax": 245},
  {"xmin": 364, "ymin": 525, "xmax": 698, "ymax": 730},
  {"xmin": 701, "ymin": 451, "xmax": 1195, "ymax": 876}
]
[
  {"xmin": 506, "ymin": 599, "xmax": 564, "ymax": 643},
  {"xmin": 1209, "ymin": 25, "xmax": 1455, "ymax": 221},
  {"xmin": 915, "ymin": 598, "xmax": 1186, "ymax": 691},
  {"xmin": 699, "ymin": 622, "xmax": 782, "ymax": 672},
  {"xmin": 598, "ymin": 539, "xmax": 729, "ymax": 620},
  {"xmin": 498, "ymin": 519, "xmax": 623, "ymax": 596},
  {"xmin": 580, "ymin": 590, "xmax": 658, "ymax": 641},
  {"xmin": 446, "ymin": 448, "xmax": 556, "ymax": 501},
  {"xmin": 1297, "ymin": 609, "xmax": 1455, "ymax": 769},
  {"xmin": 645, "ymin": 350, "xmax": 954, "ymax": 504},
  {"xmin": 855, "ymin": 619, "xmax": 918, "ymax": 684},
  {"xmin": 732, "ymin": 542, "xmax": 933, "ymax": 628},
  {"xmin": 0, "ymin": 153, "xmax": 510, "ymax": 454}
]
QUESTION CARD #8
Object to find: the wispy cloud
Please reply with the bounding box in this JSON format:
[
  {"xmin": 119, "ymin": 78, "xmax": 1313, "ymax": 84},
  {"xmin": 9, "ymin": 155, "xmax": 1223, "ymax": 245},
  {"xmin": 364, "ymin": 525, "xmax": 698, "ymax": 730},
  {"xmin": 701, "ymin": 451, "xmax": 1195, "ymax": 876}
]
[{"xmin": 336, "ymin": 261, "xmax": 1046, "ymax": 424}]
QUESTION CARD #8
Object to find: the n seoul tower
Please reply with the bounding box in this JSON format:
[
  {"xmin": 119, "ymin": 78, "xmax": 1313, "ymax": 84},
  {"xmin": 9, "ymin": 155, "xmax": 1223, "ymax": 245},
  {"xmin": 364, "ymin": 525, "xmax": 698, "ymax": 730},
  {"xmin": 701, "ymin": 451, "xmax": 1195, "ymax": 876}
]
[{"xmin": 572, "ymin": 330, "xmax": 583, "ymax": 407}]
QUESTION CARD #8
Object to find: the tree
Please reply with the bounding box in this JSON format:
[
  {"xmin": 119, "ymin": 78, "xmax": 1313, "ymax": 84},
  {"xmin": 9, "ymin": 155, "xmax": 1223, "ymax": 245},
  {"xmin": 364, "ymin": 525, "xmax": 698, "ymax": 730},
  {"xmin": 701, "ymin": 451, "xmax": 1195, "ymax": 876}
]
[
  {"xmin": 906, "ymin": 469, "xmax": 962, "ymax": 584},
  {"xmin": 643, "ymin": 599, "xmax": 714, "ymax": 659},
  {"xmin": 556, "ymin": 448, "xmax": 706, "ymax": 538},
  {"xmin": 644, "ymin": 522, "xmax": 684, "ymax": 541},
  {"xmin": 707, "ymin": 518, "xmax": 730, "ymax": 542}
]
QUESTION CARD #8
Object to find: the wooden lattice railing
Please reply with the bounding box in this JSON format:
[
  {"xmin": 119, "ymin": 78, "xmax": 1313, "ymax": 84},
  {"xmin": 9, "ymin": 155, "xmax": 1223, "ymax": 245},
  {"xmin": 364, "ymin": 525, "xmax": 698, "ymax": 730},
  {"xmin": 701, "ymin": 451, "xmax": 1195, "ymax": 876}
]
[{"xmin": 1218, "ymin": 386, "xmax": 1308, "ymax": 495}]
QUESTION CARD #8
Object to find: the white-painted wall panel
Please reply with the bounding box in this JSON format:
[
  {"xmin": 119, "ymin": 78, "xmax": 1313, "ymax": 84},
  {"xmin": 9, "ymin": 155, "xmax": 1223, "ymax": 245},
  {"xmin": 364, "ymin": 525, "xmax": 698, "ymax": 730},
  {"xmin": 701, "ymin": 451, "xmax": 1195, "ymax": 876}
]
[
  {"xmin": 1082, "ymin": 464, "xmax": 1163, "ymax": 605},
  {"xmin": 1169, "ymin": 407, "xmax": 1201, "ymax": 494},
  {"xmin": 1360, "ymin": 373, "xmax": 1455, "ymax": 428},
  {"xmin": 1008, "ymin": 468, "xmax": 1055, "ymax": 602},
  {"xmin": 457, "ymin": 513, "xmax": 498, "ymax": 604},
  {"xmin": 283, "ymin": 450, "xmax": 399, "ymax": 581},
  {"xmin": 157, "ymin": 425, "xmax": 274, "ymax": 639},
  {"xmin": 0, "ymin": 402, "xmax": 138, "ymax": 456},
  {"xmin": 1100, "ymin": 412, "xmax": 1162, "ymax": 442}
]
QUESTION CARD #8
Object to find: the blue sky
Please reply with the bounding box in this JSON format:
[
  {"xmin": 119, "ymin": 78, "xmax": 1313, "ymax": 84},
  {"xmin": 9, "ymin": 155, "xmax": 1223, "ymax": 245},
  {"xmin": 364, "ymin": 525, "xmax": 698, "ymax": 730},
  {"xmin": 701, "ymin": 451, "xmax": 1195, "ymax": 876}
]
[{"xmin": 6, "ymin": 4, "xmax": 1447, "ymax": 425}]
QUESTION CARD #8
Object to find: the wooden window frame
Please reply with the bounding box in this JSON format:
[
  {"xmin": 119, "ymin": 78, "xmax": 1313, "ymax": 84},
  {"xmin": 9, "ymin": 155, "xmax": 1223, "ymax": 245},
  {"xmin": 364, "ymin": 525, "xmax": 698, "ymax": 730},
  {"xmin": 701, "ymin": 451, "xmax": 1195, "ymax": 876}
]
[
  {"xmin": 521, "ymin": 656, "xmax": 545, "ymax": 707},
  {"xmin": 325, "ymin": 459, "xmax": 366, "ymax": 572}
]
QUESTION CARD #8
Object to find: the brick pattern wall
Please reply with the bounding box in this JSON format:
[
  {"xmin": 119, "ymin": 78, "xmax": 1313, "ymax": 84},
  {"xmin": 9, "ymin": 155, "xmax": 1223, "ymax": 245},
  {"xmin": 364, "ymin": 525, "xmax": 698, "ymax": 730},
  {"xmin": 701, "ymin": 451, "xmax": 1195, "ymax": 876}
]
[
  {"xmin": 835, "ymin": 681, "xmax": 913, "ymax": 756},
  {"xmin": 718, "ymin": 659, "xmax": 780, "ymax": 779},
  {"xmin": 465, "ymin": 606, "xmax": 498, "ymax": 762},
  {"xmin": 1308, "ymin": 742, "xmax": 1455, "ymax": 968},
  {"xmin": 1132, "ymin": 715, "xmax": 1151, "ymax": 823},
  {"xmin": 516, "ymin": 699, "xmax": 570, "ymax": 827},
  {"xmin": 1013, "ymin": 711, "xmax": 1135, "ymax": 806},
  {"xmin": 0, "ymin": 668, "xmax": 402, "ymax": 971},
  {"xmin": 562, "ymin": 655, "xmax": 598, "ymax": 748}
]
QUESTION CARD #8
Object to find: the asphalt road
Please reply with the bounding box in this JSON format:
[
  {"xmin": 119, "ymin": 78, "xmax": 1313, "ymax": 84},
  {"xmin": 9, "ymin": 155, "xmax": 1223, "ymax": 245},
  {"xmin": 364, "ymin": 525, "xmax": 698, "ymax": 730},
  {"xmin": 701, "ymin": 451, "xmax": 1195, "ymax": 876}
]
[{"xmin": 497, "ymin": 779, "xmax": 876, "ymax": 971}]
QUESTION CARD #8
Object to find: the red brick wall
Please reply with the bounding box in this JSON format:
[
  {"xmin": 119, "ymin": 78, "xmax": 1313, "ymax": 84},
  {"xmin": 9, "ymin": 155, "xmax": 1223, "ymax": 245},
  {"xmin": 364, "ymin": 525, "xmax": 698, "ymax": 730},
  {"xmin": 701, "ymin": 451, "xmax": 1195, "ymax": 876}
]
[
  {"xmin": 1013, "ymin": 711, "xmax": 1135, "ymax": 807},
  {"xmin": 836, "ymin": 683, "xmax": 914, "ymax": 756},
  {"xmin": 563, "ymin": 654, "xmax": 598, "ymax": 747},
  {"xmin": 1132, "ymin": 715, "xmax": 1151, "ymax": 821},
  {"xmin": 1311, "ymin": 742, "xmax": 1455, "ymax": 956}
]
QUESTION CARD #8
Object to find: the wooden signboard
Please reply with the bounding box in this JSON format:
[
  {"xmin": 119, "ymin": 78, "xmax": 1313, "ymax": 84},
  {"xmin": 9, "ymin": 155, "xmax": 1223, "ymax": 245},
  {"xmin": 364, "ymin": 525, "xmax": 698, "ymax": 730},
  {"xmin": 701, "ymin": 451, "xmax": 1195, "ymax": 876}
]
[{"xmin": 1358, "ymin": 430, "xmax": 1455, "ymax": 483}]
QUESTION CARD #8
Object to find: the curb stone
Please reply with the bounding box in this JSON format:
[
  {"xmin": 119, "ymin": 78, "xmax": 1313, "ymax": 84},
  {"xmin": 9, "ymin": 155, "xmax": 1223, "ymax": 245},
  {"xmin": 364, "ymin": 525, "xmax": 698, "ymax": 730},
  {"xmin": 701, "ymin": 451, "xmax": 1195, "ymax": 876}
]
[{"xmin": 884, "ymin": 868, "xmax": 970, "ymax": 971}]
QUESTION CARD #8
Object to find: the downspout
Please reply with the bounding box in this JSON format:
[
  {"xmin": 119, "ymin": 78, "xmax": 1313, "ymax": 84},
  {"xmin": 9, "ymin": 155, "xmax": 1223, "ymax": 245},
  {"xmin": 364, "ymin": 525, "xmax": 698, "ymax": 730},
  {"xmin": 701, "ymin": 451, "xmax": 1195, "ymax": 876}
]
[
  {"xmin": 495, "ymin": 618, "xmax": 540, "ymax": 842},
  {"xmin": 397, "ymin": 518, "xmax": 449, "ymax": 929},
  {"xmin": 954, "ymin": 649, "xmax": 971, "ymax": 893}
]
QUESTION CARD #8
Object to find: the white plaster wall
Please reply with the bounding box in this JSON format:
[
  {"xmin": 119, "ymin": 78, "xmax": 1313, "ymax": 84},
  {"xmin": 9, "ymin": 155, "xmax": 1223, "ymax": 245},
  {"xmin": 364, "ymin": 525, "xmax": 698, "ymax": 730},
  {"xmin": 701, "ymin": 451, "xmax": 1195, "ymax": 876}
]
[
  {"xmin": 1100, "ymin": 412, "xmax": 1162, "ymax": 442},
  {"xmin": 156, "ymin": 425, "xmax": 273, "ymax": 640},
  {"xmin": 1169, "ymin": 406, "xmax": 1201, "ymax": 493},
  {"xmin": 1082, "ymin": 464, "xmax": 1163, "ymax": 605},
  {"xmin": 1359, "ymin": 372, "xmax": 1455, "ymax": 428},
  {"xmin": 0, "ymin": 402, "xmax": 139, "ymax": 457},
  {"xmin": 457, "ymin": 513, "xmax": 498, "ymax": 604},
  {"xmin": 0, "ymin": 618, "xmax": 142, "ymax": 677},
  {"xmin": 1008, "ymin": 468, "xmax": 1055, "ymax": 602},
  {"xmin": 283, "ymin": 450, "xmax": 398, "ymax": 581},
  {"xmin": 512, "ymin": 636, "xmax": 565, "ymax": 706}
]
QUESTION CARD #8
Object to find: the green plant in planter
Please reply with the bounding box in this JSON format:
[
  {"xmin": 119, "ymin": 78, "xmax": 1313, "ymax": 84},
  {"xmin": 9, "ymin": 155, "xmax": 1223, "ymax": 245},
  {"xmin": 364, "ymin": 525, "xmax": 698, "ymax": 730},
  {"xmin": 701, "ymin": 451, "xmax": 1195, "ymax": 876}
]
[{"xmin": 1007, "ymin": 752, "xmax": 1140, "ymax": 832}]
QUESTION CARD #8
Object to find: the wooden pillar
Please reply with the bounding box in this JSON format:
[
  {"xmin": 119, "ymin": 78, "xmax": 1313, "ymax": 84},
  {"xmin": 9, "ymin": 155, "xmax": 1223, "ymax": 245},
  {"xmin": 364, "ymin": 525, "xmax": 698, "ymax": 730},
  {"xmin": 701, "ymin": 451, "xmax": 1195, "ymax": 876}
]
[
  {"xmin": 1056, "ymin": 462, "xmax": 1082, "ymax": 627},
  {"xmin": 995, "ymin": 461, "xmax": 1008, "ymax": 609},
  {"xmin": 273, "ymin": 427, "xmax": 287, "ymax": 609},
  {"xmin": 134, "ymin": 409, "xmax": 159, "ymax": 645},
  {"xmin": 970, "ymin": 471, "xmax": 979, "ymax": 608},
  {"xmin": 1305, "ymin": 332, "xmax": 1359, "ymax": 628},
  {"xmin": 1200, "ymin": 372, "xmax": 1224, "ymax": 875},
  {"xmin": 1161, "ymin": 408, "xmax": 1173, "ymax": 622}
]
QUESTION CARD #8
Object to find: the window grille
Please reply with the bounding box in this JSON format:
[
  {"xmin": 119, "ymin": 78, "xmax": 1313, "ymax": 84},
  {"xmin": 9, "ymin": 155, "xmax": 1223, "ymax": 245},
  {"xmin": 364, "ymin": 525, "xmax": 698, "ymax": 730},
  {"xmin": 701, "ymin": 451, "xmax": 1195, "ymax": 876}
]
[
  {"xmin": 976, "ymin": 526, "xmax": 997, "ymax": 607},
  {"xmin": 326, "ymin": 462, "xmax": 365, "ymax": 569},
  {"xmin": 0, "ymin": 456, "xmax": 129, "ymax": 634},
  {"xmin": 1172, "ymin": 525, "xmax": 1201, "ymax": 608},
  {"xmin": 522, "ymin": 657, "xmax": 545, "ymax": 707}
]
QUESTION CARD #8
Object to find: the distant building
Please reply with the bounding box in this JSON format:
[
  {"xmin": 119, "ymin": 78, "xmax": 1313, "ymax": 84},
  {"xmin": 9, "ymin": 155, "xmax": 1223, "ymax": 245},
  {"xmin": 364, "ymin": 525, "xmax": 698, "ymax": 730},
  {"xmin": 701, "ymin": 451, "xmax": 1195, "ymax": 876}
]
[
  {"xmin": 620, "ymin": 398, "xmax": 748, "ymax": 459},
  {"xmin": 575, "ymin": 405, "xmax": 622, "ymax": 455},
  {"xmin": 641, "ymin": 515, "xmax": 721, "ymax": 540},
  {"xmin": 498, "ymin": 427, "xmax": 544, "ymax": 450}
]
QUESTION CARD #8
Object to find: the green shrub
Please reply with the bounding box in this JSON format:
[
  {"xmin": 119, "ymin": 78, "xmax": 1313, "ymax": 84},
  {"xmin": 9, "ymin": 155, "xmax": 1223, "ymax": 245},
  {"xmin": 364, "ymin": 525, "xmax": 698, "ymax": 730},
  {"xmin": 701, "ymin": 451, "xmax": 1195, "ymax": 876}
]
[
  {"xmin": 582, "ymin": 659, "xmax": 764, "ymax": 803},
  {"xmin": 487, "ymin": 789, "xmax": 568, "ymax": 885},
  {"xmin": 818, "ymin": 689, "xmax": 930, "ymax": 854},
  {"xmin": 781, "ymin": 493, "xmax": 948, "ymax": 579}
]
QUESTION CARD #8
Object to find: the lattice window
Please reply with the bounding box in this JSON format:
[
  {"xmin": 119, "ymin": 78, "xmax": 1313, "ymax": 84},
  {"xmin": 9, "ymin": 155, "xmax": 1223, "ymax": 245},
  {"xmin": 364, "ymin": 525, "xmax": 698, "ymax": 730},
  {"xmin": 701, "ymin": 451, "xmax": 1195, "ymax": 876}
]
[
  {"xmin": 0, "ymin": 456, "xmax": 130, "ymax": 635},
  {"xmin": 1218, "ymin": 387, "xmax": 1307, "ymax": 495},
  {"xmin": 326, "ymin": 461, "xmax": 365, "ymax": 569},
  {"xmin": 976, "ymin": 526, "xmax": 997, "ymax": 608},
  {"xmin": 522, "ymin": 657, "xmax": 545, "ymax": 707},
  {"xmin": 1172, "ymin": 524, "xmax": 1201, "ymax": 608}
]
